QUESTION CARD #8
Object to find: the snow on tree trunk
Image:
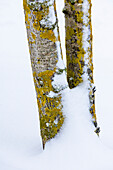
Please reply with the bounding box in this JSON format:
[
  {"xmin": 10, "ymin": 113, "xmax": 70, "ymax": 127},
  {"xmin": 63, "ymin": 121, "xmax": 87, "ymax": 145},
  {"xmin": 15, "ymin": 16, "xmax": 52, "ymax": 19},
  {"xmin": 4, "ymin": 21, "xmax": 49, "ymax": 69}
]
[
  {"xmin": 23, "ymin": 0, "xmax": 66, "ymax": 149},
  {"xmin": 83, "ymin": 0, "xmax": 100, "ymax": 134},
  {"xmin": 63, "ymin": 0, "xmax": 85, "ymax": 89},
  {"xmin": 64, "ymin": 0, "xmax": 100, "ymax": 133}
]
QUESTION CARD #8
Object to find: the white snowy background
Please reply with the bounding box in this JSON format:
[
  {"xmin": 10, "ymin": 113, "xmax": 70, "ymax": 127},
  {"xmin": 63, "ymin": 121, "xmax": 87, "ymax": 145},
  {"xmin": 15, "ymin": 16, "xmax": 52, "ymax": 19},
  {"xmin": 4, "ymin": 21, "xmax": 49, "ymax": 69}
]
[{"xmin": 0, "ymin": 0, "xmax": 113, "ymax": 170}]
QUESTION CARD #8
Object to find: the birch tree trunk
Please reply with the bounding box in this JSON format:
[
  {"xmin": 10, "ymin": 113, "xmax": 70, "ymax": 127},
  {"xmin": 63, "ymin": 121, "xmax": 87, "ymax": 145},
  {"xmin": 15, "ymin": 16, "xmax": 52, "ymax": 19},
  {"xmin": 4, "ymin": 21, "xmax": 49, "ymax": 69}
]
[{"xmin": 23, "ymin": 0, "xmax": 66, "ymax": 149}]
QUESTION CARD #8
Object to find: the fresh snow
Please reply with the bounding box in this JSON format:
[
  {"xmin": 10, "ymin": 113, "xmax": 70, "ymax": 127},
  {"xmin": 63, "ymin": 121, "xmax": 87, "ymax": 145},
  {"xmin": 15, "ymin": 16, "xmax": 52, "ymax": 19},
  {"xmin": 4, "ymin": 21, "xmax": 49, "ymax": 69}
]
[{"xmin": 0, "ymin": 0, "xmax": 113, "ymax": 170}]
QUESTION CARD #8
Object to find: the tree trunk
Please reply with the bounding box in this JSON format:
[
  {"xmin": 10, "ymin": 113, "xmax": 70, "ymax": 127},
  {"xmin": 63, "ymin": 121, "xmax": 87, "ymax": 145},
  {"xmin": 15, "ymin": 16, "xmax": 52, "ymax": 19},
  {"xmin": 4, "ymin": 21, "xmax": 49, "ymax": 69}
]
[
  {"xmin": 64, "ymin": 0, "xmax": 100, "ymax": 133},
  {"xmin": 87, "ymin": 0, "xmax": 100, "ymax": 134},
  {"xmin": 64, "ymin": 0, "xmax": 85, "ymax": 89},
  {"xmin": 83, "ymin": 0, "xmax": 100, "ymax": 134},
  {"xmin": 23, "ymin": 0, "xmax": 66, "ymax": 149}
]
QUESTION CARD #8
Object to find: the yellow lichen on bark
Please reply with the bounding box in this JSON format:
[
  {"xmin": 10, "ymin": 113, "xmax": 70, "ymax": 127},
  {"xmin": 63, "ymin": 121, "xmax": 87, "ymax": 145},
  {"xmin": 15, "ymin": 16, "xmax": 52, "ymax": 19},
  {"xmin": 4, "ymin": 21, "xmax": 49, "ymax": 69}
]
[
  {"xmin": 40, "ymin": 30, "xmax": 56, "ymax": 42},
  {"xmin": 33, "ymin": 70, "xmax": 64, "ymax": 147}
]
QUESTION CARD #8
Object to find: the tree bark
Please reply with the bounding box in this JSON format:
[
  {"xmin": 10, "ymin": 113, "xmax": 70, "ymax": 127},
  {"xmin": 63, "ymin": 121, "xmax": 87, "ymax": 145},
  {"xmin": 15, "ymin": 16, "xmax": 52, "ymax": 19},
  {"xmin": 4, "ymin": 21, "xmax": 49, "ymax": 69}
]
[
  {"xmin": 64, "ymin": 0, "xmax": 100, "ymax": 133},
  {"xmin": 64, "ymin": 0, "xmax": 85, "ymax": 89},
  {"xmin": 23, "ymin": 0, "xmax": 66, "ymax": 149},
  {"xmin": 83, "ymin": 0, "xmax": 100, "ymax": 134}
]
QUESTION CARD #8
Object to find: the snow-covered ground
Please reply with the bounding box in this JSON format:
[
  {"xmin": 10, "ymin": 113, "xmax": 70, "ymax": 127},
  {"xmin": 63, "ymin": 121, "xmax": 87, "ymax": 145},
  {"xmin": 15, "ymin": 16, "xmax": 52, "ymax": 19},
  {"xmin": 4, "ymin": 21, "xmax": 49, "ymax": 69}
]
[{"xmin": 0, "ymin": 0, "xmax": 113, "ymax": 170}]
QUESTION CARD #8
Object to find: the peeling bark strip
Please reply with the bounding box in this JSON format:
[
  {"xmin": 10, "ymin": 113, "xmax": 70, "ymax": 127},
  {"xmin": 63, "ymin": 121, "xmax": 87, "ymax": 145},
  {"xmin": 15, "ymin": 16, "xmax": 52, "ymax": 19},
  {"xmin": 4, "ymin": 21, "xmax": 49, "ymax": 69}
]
[
  {"xmin": 64, "ymin": 0, "xmax": 85, "ymax": 89},
  {"xmin": 83, "ymin": 0, "xmax": 100, "ymax": 134},
  {"xmin": 23, "ymin": 0, "xmax": 66, "ymax": 149}
]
